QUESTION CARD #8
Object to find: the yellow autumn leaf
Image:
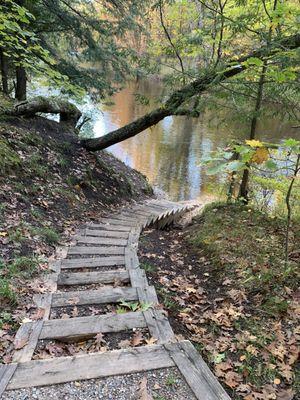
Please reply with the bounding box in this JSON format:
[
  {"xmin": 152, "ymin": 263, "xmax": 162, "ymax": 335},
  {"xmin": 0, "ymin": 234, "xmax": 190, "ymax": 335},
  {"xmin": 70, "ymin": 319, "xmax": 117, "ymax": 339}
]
[
  {"xmin": 246, "ymin": 139, "xmax": 263, "ymax": 148},
  {"xmin": 0, "ymin": 232, "xmax": 7, "ymax": 237},
  {"xmin": 251, "ymin": 147, "xmax": 269, "ymax": 164}
]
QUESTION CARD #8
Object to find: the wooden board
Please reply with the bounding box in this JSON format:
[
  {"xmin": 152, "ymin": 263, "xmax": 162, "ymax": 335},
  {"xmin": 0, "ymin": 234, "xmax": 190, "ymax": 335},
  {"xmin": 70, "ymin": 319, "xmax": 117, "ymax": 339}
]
[
  {"xmin": 165, "ymin": 341, "xmax": 231, "ymax": 400},
  {"xmin": 85, "ymin": 229, "xmax": 129, "ymax": 238},
  {"xmin": 76, "ymin": 236, "xmax": 128, "ymax": 246},
  {"xmin": 88, "ymin": 224, "xmax": 132, "ymax": 232},
  {"xmin": 95, "ymin": 218, "xmax": 138, "ymax": 227},
  {"xmin": 12, "ymin": 320, "xmax": 44, "ymax": 363},
  {"xmin": 32, "ymin": 292, "xmax": 53, "ymax": 320},
  {"xmin": 52, "ymin": 287, "xmax": 138, "ymax": 307},
  {"xmin": 127, "ymin": 228, "xmax": 141, "ymax": 246},
  {"xmin": 0, "ymin": 364, "xmax": 17, "ymax": 397},
  {"xmin": 61, "ymin": 256, "xmax": 125, "ymax": 269},
  {"xmin": 58, "ymin": 270, "xmax": 130, "ymax": 286},
  {"xmin": 137, "ymin": 286, "xmax": 159, "ymax": 305},
  {"xmin": 7, "ymin": 344, "xmax": 175, "ymax": 389},
  {"xmin": 40, "ymin": 311, "xmax": 147, "ymax": 341},
  {"xmin": 143, "ymin": 309, "xmax": 174, "ymax": 344},
  {"xmin": 67, "ymin": 246, "xmax": 125, "ymax": 256}
]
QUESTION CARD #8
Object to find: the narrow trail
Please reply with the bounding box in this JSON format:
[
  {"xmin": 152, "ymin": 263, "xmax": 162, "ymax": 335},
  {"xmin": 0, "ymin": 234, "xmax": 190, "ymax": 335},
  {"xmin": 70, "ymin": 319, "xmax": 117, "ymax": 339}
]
[{"xmin": 0, "ymin": 199, "xmax": 230, "ymax": 399}]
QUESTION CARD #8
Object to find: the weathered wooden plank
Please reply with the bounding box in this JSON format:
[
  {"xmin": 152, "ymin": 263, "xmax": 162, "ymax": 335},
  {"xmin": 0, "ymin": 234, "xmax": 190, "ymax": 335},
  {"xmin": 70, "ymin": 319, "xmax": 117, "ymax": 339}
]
[
  {"xmin": 137, "ymin": 286, "xmax": 159, "ymax": 305},
  {"xmin": 85, "ymin": 229, "xmax": 129, "ymax": 239},
  {"xmin": 179, "ymin": 341, "xmax": 231, "ymax": 399},
  {"xmin": 115, "ymin": 213, "xmax": 148, "ymax": 228},
  {"xmin": 58, "ymin": 270, "xmax": 130, "ymax": 286},
  {"xmin": 48, "ymin": 260, "xmax": 62, "ymax": 273},
  {"xmin": 138, "ymin": 205, "xmax": 171, "ymax": 217},
  {"xmin": 121, "ymin": 210, "xmax": 154, "ymax": 220},
  {"xmin": 127, "ymin": 227, "xmax": 141, "ymax": 246},
  {"xmin": 143, "ymin": 309, "xmax": 174, "ymax": 344},
  {"xmin": 52, "ymin": 287, "xmax": 138, "ymax": 307},
  {"xmin": 125, "ymin": 247, "xmax": 139, "ymax": 270},
  {"xmin": 76, "ymin": 236, "xmax": 128, "ymax": 246},
  {"xmin": 40, "ymin": 311, "xmax": 147, "ymax": 341},
  {"xmin": 67, "ymin": 246, "xmax": 125, "ymax": 256},
  {"xmin": 111, "ymin": 214, "xmax": 142, "ymax": 223},
  {"xmin": 33, "ymin": 292, "xmax": 53, "ymax": 320},
  {"xmin": 97, "ymin": 218, "xmax": 138, "ymax": 227},
  {"xmin": 125, "ymin": 247, "xmax": 147, "ymax": 288},
  {"xmin": 165, "ymin": 341, "xmax": 231, "ymax": 400},
  {"xmin": 7, "ymin": 344, "xmax": 175, "ymax": 390},
  {"xmin": 61, "ymin": 256, "xmax": 125, "ymax": 269},
  {"xmin": 129, "ymin": 268, "xmax": 148, "ymax": 288},
  {"xmin": 88, "ymin": 223, "xmax": 132, "ymax": 232},
  {"xmin": 0, "ymin": 364, "xmax": 17, "ymax": 397},
  {"xmin": 12, "ymin": 320, "xmax": 44, "ymax": 363}
]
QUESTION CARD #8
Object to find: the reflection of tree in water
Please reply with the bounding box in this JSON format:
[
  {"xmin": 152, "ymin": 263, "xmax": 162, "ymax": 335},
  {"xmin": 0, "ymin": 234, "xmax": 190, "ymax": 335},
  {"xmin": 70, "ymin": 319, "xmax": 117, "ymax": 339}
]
[{"xmin": 158, "ymin": 117, "xmax": 195, "ymax": 199}]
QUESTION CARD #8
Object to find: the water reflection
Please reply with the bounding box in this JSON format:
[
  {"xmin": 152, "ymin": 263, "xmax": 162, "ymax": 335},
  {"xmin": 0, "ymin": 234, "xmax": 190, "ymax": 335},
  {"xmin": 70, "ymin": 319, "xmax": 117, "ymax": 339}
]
[{"xmin": 91, "ymin": 80, "xmax": 296, "ymax": 201}]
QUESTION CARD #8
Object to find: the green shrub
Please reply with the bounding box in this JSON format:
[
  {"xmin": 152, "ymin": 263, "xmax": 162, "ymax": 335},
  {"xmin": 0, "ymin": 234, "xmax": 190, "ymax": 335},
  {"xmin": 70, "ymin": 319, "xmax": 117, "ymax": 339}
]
[
  {"xmin": 0, "ymin": 279, "xmax": 16, "ymax": 303},
  {"xmin": 39, "ymin": 227, "xmax": 60, "ymax": 245},
  {"xmin": 9, "ymin": 256, "xmax": 39, "ymax": 277}
]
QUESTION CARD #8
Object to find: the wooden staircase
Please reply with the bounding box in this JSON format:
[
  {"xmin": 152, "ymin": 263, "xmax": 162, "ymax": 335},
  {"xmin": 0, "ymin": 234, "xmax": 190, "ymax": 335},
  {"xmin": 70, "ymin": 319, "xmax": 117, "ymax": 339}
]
[{"xmin": 0, "ymin": 199, "xmax": 231, "ymax": 399}]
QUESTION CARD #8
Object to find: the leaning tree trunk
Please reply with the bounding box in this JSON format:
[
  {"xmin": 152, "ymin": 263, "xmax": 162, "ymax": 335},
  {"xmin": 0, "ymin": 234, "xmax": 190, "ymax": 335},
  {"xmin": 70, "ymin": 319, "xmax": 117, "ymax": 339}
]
[
  {"xmin": 5, "ymin": 96, "xmax": 82, "ymax": 128},
  {"xmin": 81, "ymin": 33, "xmax": 300, "ymax": 152},
  {"xmin": 15, "ymin": 66, "xmax": 27, "ymax": 101}
]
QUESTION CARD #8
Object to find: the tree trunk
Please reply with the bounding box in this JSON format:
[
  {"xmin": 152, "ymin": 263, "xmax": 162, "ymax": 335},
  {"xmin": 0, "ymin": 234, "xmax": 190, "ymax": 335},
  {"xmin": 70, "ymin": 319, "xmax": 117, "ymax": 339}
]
[
  {"xmin": 0, "ymin": 49, "xmax": 9, "ymax": 95},
  {"xmin": 81, "ymin": 33, "xmax": 300, "ymax": 152},
  {"xmin": 239, "ymin": 62, "xmax": 267, "ymax": 202},
  {"xmin": 6, "ymin": 96, "xmax": 82, "ymax": 127},
  {"xmin": 15, "ymin": 66, "xmax": 27, "ymax": 101}
]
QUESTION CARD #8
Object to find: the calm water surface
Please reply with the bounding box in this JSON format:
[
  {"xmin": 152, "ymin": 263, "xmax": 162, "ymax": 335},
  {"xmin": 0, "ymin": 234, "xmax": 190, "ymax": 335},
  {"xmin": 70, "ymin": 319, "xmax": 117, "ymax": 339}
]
[{"xmin": 87, "ymin": 79, "xmax": 297, "ymax": 201}]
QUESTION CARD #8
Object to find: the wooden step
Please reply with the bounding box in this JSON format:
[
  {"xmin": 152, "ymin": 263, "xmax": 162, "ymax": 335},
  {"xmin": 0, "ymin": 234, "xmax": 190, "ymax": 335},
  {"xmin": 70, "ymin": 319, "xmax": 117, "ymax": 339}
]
[
  {"xmin": 6, "ymin": 344, "xmax": 174, "ymax": 390},
  {"xmin": 52, "ymin": 287, "xmax": 139, "ymax": 307},
  {"xmin": 76, "ymin": 236, "xmax": 128, "ymax": 246},
  {"xmin": 88, "ymin": 223, "xmax": 132, "ymax": 232},
  {"xmin": 96, "ymin": 218, "xmax": 138, "ymax": 227},
  {"xmin": 68, "ymin": 246, "xmax": 125, "ymax": 256},
  {"xmin": 85, "ymin": 229, "xmax": 129, "ymax": 238},
  {"xmin": 58, "ymin": 270, "xmax": 130, "ymax": 286},
  {"xmin": 40, "ymin": 311, "xmax": 147, "ymax": 341},
  {"xmin": 61, "ymin": 256, "xmax": 125, "ymax": 269}
]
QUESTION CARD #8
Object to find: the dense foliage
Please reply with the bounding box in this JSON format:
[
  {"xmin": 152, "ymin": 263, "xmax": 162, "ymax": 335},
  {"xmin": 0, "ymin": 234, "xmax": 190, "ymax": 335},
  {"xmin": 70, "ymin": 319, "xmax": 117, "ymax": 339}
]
[{"xmin": 0, "ymin": 0, "xmax": 151, "ymax": 99}]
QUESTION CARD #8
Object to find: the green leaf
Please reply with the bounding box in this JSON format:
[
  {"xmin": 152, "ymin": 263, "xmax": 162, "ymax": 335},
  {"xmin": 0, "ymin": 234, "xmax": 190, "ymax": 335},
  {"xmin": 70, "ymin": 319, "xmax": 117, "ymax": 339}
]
[
  {"xmin": 225, "ymin": 160, "xmax": 246, "ymax": 172},
  {"xmin": 264, "ymin": 159, "xmax": 278, "ymax": 170},
  {"xmin": 207, "ymin": 162, "xmax": 227, "ymax": 175}
]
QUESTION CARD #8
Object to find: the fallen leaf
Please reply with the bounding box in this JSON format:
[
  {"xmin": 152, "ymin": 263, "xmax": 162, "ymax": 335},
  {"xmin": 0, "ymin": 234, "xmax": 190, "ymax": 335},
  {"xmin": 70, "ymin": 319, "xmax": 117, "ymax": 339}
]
[
  {"xmin": 132, "ymin": 331, "xmax": 144, "ymax": 346},
  {"xmin": 14, "ymin": 337, "xmax": 28, "ymax": 350},
  {"xmin": 145, "ymin": 337, "xmax": 157, "ymax": 345},
  {"xmin": 138, "ymin": 377, "xmax": 153, "ymax": 400}
]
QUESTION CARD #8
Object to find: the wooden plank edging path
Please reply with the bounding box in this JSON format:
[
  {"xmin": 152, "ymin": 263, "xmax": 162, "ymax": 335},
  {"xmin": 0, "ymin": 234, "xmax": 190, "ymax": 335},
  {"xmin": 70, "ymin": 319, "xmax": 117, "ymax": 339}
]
[{"xmin": 0, "ymin": 199, "xmax": 231, "ymax": 399}]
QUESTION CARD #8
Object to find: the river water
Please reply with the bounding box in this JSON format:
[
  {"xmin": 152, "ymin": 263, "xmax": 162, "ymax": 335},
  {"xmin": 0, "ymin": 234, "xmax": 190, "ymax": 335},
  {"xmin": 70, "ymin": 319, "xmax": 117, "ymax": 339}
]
[
  {"xmin": 32, "ymin": 79, "xmax": 297, "ymax": 201},
  {"xmin": 85, "ymin": 79, "xmax": 297, "ymax": 201}
]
